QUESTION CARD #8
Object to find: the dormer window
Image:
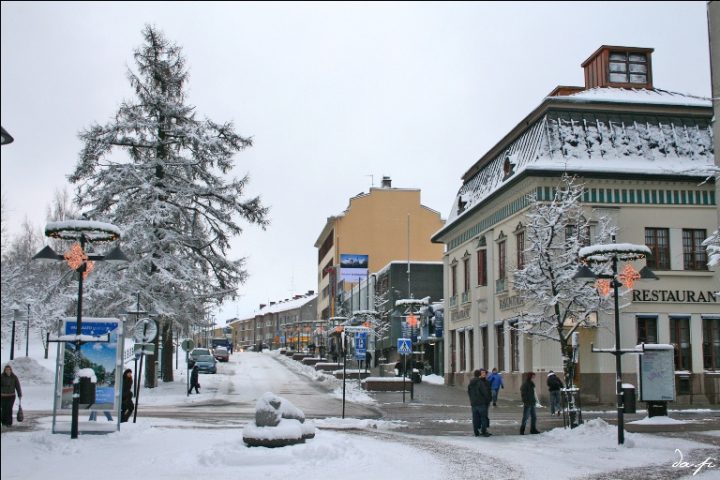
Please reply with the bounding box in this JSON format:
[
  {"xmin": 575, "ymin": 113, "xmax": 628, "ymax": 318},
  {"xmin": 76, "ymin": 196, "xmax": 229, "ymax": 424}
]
[{"xmin": 608, "ymin": 51, "xmax": 648, "ymax": 85}]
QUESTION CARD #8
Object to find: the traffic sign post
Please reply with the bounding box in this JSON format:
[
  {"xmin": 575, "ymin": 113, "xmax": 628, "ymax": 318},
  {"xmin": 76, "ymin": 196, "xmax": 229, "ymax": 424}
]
[{"xmin": 397, "ymin": 338, "xmax": 412, "ymax": 403}]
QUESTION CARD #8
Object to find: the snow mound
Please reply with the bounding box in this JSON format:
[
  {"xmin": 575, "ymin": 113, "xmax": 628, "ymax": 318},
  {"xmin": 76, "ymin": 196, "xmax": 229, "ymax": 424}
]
[
  {"xmin": 5, "ymin": 356, "xmax": 54, "ymax": 385},
  {"xmin": 628, "ymin": 415, "xmax": 687, "ymax": 425}
]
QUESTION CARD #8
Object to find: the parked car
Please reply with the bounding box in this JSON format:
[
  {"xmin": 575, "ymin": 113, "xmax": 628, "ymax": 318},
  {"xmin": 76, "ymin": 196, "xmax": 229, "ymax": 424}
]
[
  {"xmin": 213, "ymin": 346, "xmax": 229, "ymax": 362},
  {"xmin": 188, "ymin": 348, "xmax": 211, "ymax": 368},
  {"xmin": 194, "ymin": 354, "xmax": 217, "ymax": 374}
]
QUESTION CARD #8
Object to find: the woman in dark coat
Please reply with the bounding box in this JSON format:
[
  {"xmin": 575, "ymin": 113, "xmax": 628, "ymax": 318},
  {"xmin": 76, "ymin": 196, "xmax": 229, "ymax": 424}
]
[
  {"xmin": 188, "ymin": 365, "xmax": 200, "ymax": 394},
  {"xmin": 1, "ymin": 364, "xmax": 22, "ymax": 427},
  {"xmin": 121, "ymin": 369, "xmax": 134, "ymax": 422}
]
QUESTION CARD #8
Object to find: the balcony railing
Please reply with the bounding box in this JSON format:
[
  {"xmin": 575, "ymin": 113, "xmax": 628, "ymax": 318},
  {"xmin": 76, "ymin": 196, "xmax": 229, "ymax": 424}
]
[
  {"xmin": 496, "ymin": 278, "xmax": 507, "ymax": 293},
  {"xmin": 449, "ymin": 295, "xmax": 457, "ymax": 308},
  {"xmin": 461, "ymin": 291, "xmax": 470, "ymax": 304}
]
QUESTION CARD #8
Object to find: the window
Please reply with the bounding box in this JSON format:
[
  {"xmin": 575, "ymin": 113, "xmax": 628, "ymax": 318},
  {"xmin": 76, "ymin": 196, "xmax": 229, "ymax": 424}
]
[
  {"xmin": 516, "ymin": 230, "xmax": 525, "ymax": 269},
  {"xmin": 670, "ymin": 317, "xmax": 691, "ymax": 371},
  {"xmin": 477, "ymin": 249, "xmax": 487, "ymax": 286},
  {"xmin": 463, "ymin": 256, "xmax": 471, "ymax": 293},
  {"xmin": 637, "ymin": 316, "xmax": 658, "ymax": 344},
  {"xmin": 608, "ymin": 51, "xmax": 648, "ymax": 84},
  {"xmin": 459, "ymin": 330, "xmax": 466, "ymax": 371},
  {"xmin": 682, "ymin": 229, "xmax": 708, "ymax": 271},
  {"xmin": 565, "ymin": 224, "xmax": 591, "ymax": 247},
  {"xmin": 703, "ymin": 317, "xmax": 720, "ymax": 370},
  {"xmin": 451, "ymin": 263, "xmax": 458, "ymax": 297},
  {"xmin": 645, "ymin": 228, "xmax": 670, "ymax": 270},
  {"xmin": 481, "ymin": 326, "xmax": 488, "ymax": 370},
  {"xmin": 468, "ymin": 329, "xmax": 475, "ymax": 371},
  {"xmin": 510, "ymin": 321, "xmax": 520, "ymax": 372},
  {"xmin": 498, "ymin": 240, "xmax": 506, "ymax": 280},
  {"xmin": 496, "ymin": 324, "xmax": 505, "ymax": 371}
]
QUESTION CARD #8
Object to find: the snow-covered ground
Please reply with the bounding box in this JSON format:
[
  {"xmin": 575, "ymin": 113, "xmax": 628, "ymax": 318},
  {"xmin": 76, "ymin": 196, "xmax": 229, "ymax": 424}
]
[{"xmin": 2, "ymin": 339, "xmax": 719, "ymax": 479}]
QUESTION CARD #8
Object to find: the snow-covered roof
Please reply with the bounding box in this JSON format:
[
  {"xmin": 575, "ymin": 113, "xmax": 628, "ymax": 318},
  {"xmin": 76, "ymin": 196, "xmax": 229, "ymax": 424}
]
[
  {"xmin": 559, "ymin": 87, "xmax": 711, "ymax": 108},
  {"xmin": 255, "ymin": 294, "xmax": 317, "ymax": 316},
  {"xmin": 436, "ymin": 87, "xmax": 714, "ymax": 238}
]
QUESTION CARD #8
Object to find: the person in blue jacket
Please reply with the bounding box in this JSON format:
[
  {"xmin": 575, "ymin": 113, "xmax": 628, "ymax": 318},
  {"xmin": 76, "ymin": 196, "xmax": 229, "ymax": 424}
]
[{"xmin": 487, "ymin": 367, "xmax": 504, "ymax": 407}]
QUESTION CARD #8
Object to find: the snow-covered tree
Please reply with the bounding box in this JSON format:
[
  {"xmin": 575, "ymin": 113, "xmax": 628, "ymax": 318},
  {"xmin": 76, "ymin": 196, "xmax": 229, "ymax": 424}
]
[
  {"xmin": 68, "ymin": 25, "xmax": 269, "ymax": 382},
  {"xmin": 512, "ymin": 175, "xmax": 615, "ymax": 387},
  {"xmin": 1, "ymin": 189, "xmax": 85, "ymax": 359}
]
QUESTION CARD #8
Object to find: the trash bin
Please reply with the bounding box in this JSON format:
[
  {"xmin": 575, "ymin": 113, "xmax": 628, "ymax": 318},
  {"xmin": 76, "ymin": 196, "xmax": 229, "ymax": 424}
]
[
  {"xmin": 622, "ymin": 384, "xmax": 636, "ymax": 414},
  {"xmin": 78, "ymin": 377, "xmax": 96, "ymax": 405},
  {"xmin": 411, "ymin": 369, "xmax": 422, "ymax": 384},
  {"xmin": 647, "ymin": 400, "xmax": 668, "ymax": 417}
]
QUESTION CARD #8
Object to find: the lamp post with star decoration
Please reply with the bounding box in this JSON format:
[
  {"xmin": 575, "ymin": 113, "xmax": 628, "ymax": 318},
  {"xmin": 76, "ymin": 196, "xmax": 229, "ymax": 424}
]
[
  {"xmin": 574, "ymin": 240, "xmax": 658, "ymax": 445},
  {"xmin": 33, "ymin": 220, "xmax": 129, "ymax": 439}
]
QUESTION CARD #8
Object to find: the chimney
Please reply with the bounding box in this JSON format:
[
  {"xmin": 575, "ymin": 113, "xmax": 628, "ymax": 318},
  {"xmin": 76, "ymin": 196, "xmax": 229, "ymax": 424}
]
[
  {"xmin": 259, "ymin": 304, "xmax": 266, "ymax": 309},
  {"xmin": 270, "ymin": 302, "xmax": 276, "ymax": 306},
  {"xmin": 381, "ymin": 176, "xmax": 392, "ymax": 188},
  {"xmin": 306, "ymin": 290, "xmax": 315, "ymax": 295}
]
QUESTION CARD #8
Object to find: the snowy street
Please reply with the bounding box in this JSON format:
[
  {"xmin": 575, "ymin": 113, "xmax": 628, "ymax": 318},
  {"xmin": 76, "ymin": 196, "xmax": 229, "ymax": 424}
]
[{"xmin": 2, "ymin": 347, "xmax": 720, "ymax": 479}]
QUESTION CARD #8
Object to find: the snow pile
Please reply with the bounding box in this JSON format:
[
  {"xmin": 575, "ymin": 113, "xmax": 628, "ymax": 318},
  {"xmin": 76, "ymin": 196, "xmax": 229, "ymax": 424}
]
[
  {"xmin": 314, "ymin": 417, "xmax": 407, "ymax": 430},
  {"xmin": 4, "ymin": 356, "xmax": 54, "ymax": 385},
  {"xmin": 423, "ymin": 374, "xmax": 445, "ymax": 385},
  {"xmin": 628, "ymin": 415, "xmax": 688, "ymax": 425},
  {"xmin": 244, "ymin": 392, "xmax": 316, "ymax": 447}
]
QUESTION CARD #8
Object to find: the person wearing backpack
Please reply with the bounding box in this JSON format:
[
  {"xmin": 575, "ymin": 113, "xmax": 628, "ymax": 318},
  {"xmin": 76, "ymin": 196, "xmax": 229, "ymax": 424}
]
[{"xmin": 547, "ymin": 370, "xmax": 564, "ymax": 417}]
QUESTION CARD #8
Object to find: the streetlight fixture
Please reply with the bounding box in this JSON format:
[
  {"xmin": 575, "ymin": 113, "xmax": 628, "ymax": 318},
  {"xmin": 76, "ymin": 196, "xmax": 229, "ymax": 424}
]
[
  {"xmin": 33, "ymin": 220, "xmax": 129, "ymax": 439},
  {"xmin": 575, "ymin": 242, "xmax": 658, "ymax": 445}
]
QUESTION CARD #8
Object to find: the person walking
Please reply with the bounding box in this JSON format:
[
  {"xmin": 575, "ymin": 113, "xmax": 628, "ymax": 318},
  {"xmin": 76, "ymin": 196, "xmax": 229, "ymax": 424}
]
[
  {"xmin": 121, "ymin": 369, "xmax": 134, "ymax": 422},
  {"xmin": 188, "ymin": 365, "xmax": 200, "ymax": 394},
  {"xmin": 520, "ymin": 371, "xmax": 540, "ymax": 435},
  {"xmin": 467, "ymin": 368, "xmax": 492, "ymax": 437},
  {"xmin": 1, "ymin": 364, "xmax": 22, "ymax": 427},
  {"xmin": 487, "ymin": 367, "xmax": 504, "ymax": 407},
  {"xmin": 547, "ymin": 370, "xmax": 564, "ymax": 417}
]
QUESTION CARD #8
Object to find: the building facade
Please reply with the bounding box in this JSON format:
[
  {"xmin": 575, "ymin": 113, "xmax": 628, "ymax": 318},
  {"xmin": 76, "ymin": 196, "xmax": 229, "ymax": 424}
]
[
  {"xmin": 314, "ymin": 176, "xmax": 445, "ymax": 320},
  {"xmin": 433, "ymin": 46, "xmax": 719, "ymax": 405},
  {"xmin": 227, "ymin": 292, "xmax": 318, "ymax": 351}
]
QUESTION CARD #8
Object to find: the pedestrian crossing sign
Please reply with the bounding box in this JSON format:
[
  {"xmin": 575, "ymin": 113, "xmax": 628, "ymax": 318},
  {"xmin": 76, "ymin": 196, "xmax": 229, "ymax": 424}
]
[{"xmin": 397, "ymin": 338, "xmax": 412, "ymax": 355}]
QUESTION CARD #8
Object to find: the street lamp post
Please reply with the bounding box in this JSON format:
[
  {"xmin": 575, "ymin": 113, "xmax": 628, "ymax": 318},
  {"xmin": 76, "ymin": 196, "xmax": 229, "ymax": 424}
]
[
  {"xmin": 575, "ymin": 242, "xmax": 658, "ymax": 445},
  {"xmin": 25, "ymin": 303, "xmax": 31, "ymax": 357},
  {"xmin": 9, "ymin": 304, "xmax": 19, "ymax": 360},
  {"xmin": 33, "ymin": 220, "xmax": 129, "ymax": 439}
]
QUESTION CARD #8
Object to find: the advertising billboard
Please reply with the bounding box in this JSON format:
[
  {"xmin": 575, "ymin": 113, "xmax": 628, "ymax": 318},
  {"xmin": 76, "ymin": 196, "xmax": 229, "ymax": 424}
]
[{"xmin": 340, "ymin": 253, "xmax": 368, "ymax": 283}]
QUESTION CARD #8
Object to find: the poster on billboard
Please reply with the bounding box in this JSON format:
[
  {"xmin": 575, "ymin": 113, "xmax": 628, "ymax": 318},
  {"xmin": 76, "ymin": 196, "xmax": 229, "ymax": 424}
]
[
  {"xmin": 340, "ymin": 253, "xmax": 368, "ymax": 283},
  {"xmin": 56, "ymin": 318, "xmax": 123, "ymax": 412}
]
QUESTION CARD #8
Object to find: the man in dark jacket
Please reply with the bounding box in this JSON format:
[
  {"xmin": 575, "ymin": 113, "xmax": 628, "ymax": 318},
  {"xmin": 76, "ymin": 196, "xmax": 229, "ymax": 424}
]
[
  {"xmin": 547, "ymin": 370, "xmax": 564, "ymax": 417},
  {"xmin": 188, "ymin": 365, "xmax": 200, "ymax": 394},
  {"xmin": 121, "ymin": 369, "xmax": 134, "ymax": 422},
  {"xmin": 467, "ymin": 368, "xmax": 492, "ymax": 437},
  {"xmin": 520, "ymin": 371, "xmax": 540, "ymax": 435},
  {"xmin": 1, "ymin": 364, "xmax": 22, "ymax": 427}
]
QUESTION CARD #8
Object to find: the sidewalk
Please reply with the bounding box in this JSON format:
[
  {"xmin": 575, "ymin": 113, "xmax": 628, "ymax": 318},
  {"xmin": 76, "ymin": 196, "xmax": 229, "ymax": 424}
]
[{"xmin": 368, "ymin": 379, "xmax": 720, "ymax": 439}]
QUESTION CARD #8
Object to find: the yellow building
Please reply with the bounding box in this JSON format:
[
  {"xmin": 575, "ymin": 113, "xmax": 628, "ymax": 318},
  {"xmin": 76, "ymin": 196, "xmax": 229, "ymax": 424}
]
[{"xmin": 315, "ymin": 176, "xmax": 445, "ymax": 319}]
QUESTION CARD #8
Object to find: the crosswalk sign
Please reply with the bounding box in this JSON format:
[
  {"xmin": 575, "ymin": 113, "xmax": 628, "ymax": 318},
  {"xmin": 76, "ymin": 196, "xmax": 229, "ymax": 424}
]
[{"xmin": 397, "ymin": 338, "xmax": 412, "ymax": 355}]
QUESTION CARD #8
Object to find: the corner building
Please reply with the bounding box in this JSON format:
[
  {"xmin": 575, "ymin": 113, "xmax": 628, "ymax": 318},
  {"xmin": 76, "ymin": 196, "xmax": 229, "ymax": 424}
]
[{"xmin": 432, "ymin": 46, "xmax": 719, "ymax": 405}]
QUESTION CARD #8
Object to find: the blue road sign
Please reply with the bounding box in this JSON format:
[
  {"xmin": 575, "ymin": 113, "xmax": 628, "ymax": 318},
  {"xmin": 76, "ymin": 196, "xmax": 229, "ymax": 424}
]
[{"xmin": 397, "ymin": 338, "xmax": 412, "ymax": 355}]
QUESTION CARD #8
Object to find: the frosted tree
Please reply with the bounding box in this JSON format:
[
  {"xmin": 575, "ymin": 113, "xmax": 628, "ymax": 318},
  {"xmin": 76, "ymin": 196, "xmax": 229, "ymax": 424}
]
[
  {"xmin": 69, "ymin": 25, "xmax": 269, "ymax": 383},
  {"xmin": 512, "ymin": 175, "xmax": 615, "ymax": 388},
  {"xmin": 1, "ymin": 189, "xmax": 84, "ymax": 359}
]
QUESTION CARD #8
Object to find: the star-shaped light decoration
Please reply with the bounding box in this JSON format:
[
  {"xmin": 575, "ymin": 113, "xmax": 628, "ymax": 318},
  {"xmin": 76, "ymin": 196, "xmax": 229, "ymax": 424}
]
[
  {"xmin": 618, "ymin": 263, "xmax": 641, "ymax": 289},
  {"xmin": 406, "ymin": 314, "xmax": 418, "ymax": 328},
  {"xmin": 596, "ymin": 279, "xmax": 611, "ymax": 297},
  {"xmin": 64, "ymin": 243, "xmax": 88, "ymax": 271}
]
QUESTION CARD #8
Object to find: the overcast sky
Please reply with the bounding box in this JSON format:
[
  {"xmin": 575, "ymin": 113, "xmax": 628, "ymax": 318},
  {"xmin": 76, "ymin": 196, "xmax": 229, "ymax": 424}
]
[{"xmin": 1, "ymin": 1, "xmax": 712, "ymax": 324}]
